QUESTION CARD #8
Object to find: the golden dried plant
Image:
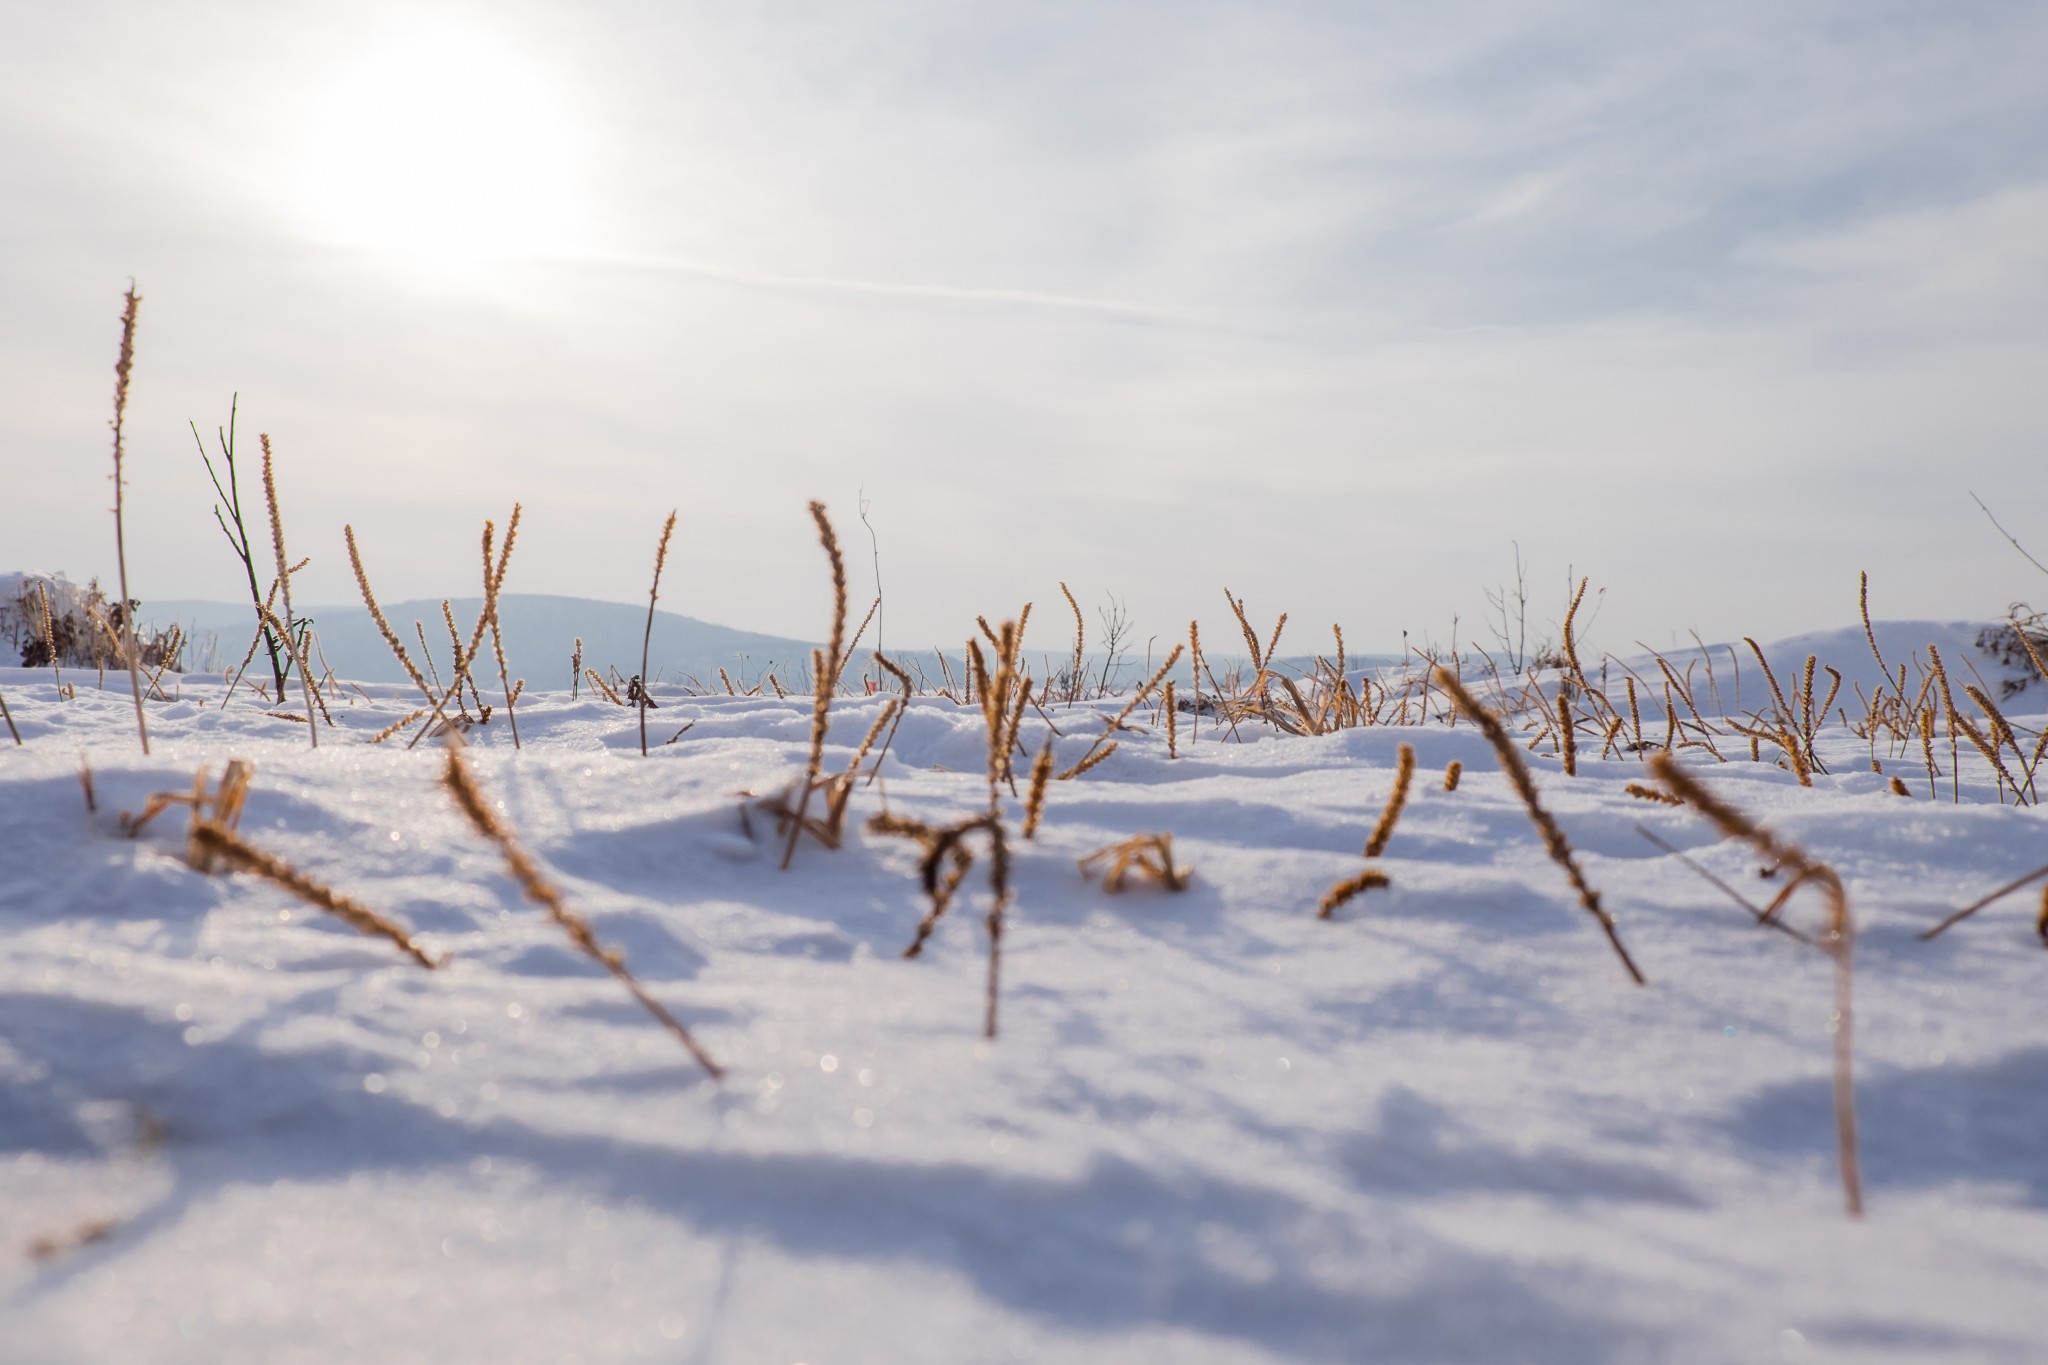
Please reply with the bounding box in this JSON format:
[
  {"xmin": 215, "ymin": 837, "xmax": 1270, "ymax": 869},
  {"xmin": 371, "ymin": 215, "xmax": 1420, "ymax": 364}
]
[
  {"xmin": 189, "ymin": 819, "xmax": 436, "ymax": 970},
  {"xmin": 1649, "ymin": 752, "xmax": 1861, "ymax": 1217},
  {"xmin": 1364, "ymin": 743, "xmax": 1417, "ymax": 858},
  {"xmin": 108, "ymin": 283, "xmax": 150, "ymax": 754},
  {"xmin": 443, "ymin": 737, "xmax": 721, "ymax": 1078},
  {"xmin": 639, "ymin": 510, "xmax": 676, "ymax": 757},
  {"xmin": 1080, "ymin": 832, "xmax": 1192, "ymax": 892},
  {"xmin": 1435, "ymin": 667, "xmax": 1645, "ymax": 985},
  {"xmin": 1318, "ymin": 868, "xmax": 1390, "ymax": 920}
]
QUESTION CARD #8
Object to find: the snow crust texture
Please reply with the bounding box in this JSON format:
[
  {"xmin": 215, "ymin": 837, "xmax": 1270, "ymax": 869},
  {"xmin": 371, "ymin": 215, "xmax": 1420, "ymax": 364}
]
[{"xmin": 2, "ymin": 649, "xmax": 2046, "ymax": 1365}]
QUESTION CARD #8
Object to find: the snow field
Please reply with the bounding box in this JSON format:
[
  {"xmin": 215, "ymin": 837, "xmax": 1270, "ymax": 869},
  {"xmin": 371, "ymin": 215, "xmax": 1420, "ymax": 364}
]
[{"xmin": 2, "ymin": 655, "xmax": 2047, "ymax": 1363}]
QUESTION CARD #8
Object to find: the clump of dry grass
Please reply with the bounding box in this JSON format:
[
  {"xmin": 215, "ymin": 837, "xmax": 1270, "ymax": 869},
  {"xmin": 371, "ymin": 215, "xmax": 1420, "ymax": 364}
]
[
  {"xmin": 1436, "ymin": 667, "xmax": 1645, "ymax": 985},
  {"xmin": 1649, "ymin": 751, "xmax": 1862, "ymax": 1217},
  {"xmin": 121, "ymin": 759, "xmax": 254, "ymax": 865},
  {"xmin": 1080, "ymin": 833, "xmax": 1192, "ymax": 892},
  {"xmin": 399, "ymin": 511, "xmax": 519, "ymax": 749},
  {"xmin": 867, "ymin": 805, "xmax": 1014, "ymax": 1037},
  {"xmin": 443, "ymin": 737, "xmax": 721, "ymax": 1079}
]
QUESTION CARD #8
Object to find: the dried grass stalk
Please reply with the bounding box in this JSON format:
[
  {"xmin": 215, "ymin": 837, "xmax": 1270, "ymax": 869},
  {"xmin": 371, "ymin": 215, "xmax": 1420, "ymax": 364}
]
[
  {"xmin": 369, "ymin": 709, "xmax": 428, "ymax": 745},
  {"xmin": 1435, "ymin": 667, "xmax": 1646, "ymax": 985},
  {"xmin": 1624, "ymin": 782, "xmax": 1683, "ymax": 806},
  {"xmin": 189, "ymin": 820, "xmax": 435, "ymax": 969},
  {"xmin": 1364, "ymin": 743, "xmax": 1416, "ymax": 858},
  {"xmin": 0, "ymin": 687, "xmax": 18, "ymax": 746},
  {"xmin": 344, "ymin": 526, "xmax": 432, "ymax": 699},
  {"xmin": 835, "ymin": 596, "xmax": 880, "ymax": 689},
  {"xmin": 809, "ymin": 500, "xmax": 849, "ymax": 687},
  {"xmin": 107, "ymin": 284, "xmax": 150, "ymax": 754},
  {"xmin": 781, "ymin": 646, "xmax": 833, "ymax": 870},
  {"xmin": 640, "ymin": 511, "xmax": 676, "ymax": 757},
  {"xmin": 1648, "ymin": 752, "xmax": 1861, "ymax": 1217},
  {"xmin": 443, "ymin": 739, "xmax": 721, "ymax": 1079},
  {"xmin": 1165, "ymin": 681, "xmax": 1178, "ymax": 758},
  {"xmin": 1556, "ymin": 687, "xmax": 1577, "ymax": 775},
  {"xmin": 1079, "ymin": 833, "xmax": 1191, "ymax": 892},
  {"xmin": 487, "ymin": 504, "xmax": 524, "ymax": 749},
  {"xmin": 259, "ymin": 435, "xmax": 319, "ymax": 747},
  {"xmin": 1022, "ymin": 740, "xmax": 1056, "ymax": 839},
  {"xmin": 1318, "ymin": 868, "xmax": 1390, "ymax": 920},
  {"xmin": 1921, "ymin": 858, "xmax": 2048, "ymax": 940},
  {"xmin": 1061, "ymin": 644, "xmax": 1183, "ymax": 780},
  {"xmin": 1061, "ymin": 581, "xmax": 1085, "ymax": 703},
  {"xmin": 864, "ymin": 651, "xmax": 915, "ymax": 784}
]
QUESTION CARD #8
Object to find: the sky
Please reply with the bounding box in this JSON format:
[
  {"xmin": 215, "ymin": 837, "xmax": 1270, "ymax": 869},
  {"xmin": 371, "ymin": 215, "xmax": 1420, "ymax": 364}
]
[{"xmin": 4, "ymin": 0, "xmax": 2047, "ymax": 661}]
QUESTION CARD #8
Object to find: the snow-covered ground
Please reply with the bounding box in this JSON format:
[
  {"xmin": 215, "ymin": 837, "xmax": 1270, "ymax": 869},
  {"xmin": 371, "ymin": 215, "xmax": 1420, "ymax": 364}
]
[{"xmin": 2, "ymin": 627, "xmax": 2046, "ymax": 1364}]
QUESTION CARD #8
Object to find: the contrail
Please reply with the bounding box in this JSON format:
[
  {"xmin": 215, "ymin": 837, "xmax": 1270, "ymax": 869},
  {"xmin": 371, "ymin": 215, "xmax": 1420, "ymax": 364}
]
[{"xmin": 546, "ymin": 247, "xmax": 1273, "ymax": 336}]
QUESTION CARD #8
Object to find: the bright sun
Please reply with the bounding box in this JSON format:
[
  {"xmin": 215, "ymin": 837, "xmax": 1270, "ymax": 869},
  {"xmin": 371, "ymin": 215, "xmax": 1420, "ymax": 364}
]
[{"xmin": 297, "ymin": 18, "xmax": 585, "ymax": 270}]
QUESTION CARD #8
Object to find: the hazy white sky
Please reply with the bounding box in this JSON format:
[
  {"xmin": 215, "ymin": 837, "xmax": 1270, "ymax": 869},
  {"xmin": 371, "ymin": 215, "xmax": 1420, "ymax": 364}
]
[{"xmin": 5, "ymin": 0, "xmax": 2046, "ymax": 658}]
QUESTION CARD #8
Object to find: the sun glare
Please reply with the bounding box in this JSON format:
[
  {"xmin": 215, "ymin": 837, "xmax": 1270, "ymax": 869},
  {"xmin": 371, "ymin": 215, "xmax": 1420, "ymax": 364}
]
[{"xmin": 297, "ymin": 18, "xmax": 585, "ymax": 273}]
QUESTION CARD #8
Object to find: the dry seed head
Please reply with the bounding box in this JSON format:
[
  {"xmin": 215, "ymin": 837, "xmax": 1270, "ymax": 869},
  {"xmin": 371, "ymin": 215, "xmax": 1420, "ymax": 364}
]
[
  {"xmin": 808, "ymin": 500, "xmax": 848, "ymax": 682},
  {"xmin": 1363, "ymin": 743, "xmax": 1416, "ymax": 858},
  {"xmin": 1556, "ymin": 688, "xmax": 1577, "ymax": 776},
  {"xmin": 1443, "ymin": 759, "xmax": 1462, "ymax": 791},
  {"xmin": 1435, "ymin": 667, "xmax": 1644, "ymax": 985},
  {"xmin": 1318, "ymin": 868, "xmax": 1390, "ymax": 920},
  {"xmin": 345, "ymin": 526, "xmax": 431, "ymax": 697},
  {"xmin": 1165, "ymin": 680, "xmax": 1178, "ymax": 758},
  {"xmin": 190, "ymin": 820, "xmax": 435, "ymax": 969},
  {"xmin": 369, "ymin": 709, "xmax": 428, "ymax": 745},
  {"xmin": 1057, "ymin": 743, "xmax": 1117, "ymax": 781},
  {"xmin": 444, "ymin": 738, "xmax": 721, "ymax": 1078},
  {"xmin": 1624, "ymin": 782, "xmax": 1683, "ymax": 806},
  {"xmin": 1022, "ymin": 740, "xmax": 1056, "ymax": 838}
]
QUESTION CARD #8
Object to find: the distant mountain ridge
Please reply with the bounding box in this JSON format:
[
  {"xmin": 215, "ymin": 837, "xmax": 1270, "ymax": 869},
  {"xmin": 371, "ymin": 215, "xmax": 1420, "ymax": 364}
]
[{"xmin": 144, "ymin": 593, "xmax": 820, "ymax": 690}]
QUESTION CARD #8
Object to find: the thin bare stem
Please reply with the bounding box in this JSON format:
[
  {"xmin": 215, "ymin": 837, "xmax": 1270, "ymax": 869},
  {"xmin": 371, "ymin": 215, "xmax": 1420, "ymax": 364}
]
[
  {"xmin": 108, "ymin": 283, "xmax": 149, "ymax": 754},
  {"xmin": 640, "ymin": 511, "xmax": 676, "ymax": 757}
]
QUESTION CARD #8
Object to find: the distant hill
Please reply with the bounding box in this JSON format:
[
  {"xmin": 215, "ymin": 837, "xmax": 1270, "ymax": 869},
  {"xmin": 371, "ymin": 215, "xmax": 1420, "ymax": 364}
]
[{"xmin": 144, "ymin": 593, "xmax": 819, "ymax": 692}]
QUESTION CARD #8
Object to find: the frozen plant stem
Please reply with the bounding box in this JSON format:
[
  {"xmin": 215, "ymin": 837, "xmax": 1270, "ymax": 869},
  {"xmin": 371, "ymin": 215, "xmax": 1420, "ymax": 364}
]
[
  {"xmin": 640, "ymin": 511, "xmax": 676, "ymax": 757},
  {"xmin": 260, "ymin": 435, "xmax": 318, "ymax": 747},
  {"xmin": 1435, "ymin": 667, "xmax": 1645, "ymax": 984},
  {"xmin": 1649, "ymin": 753, "xmax": 1862, "ymax": 1218},
  {"xmin": 108, "ymin": 283, "xmax": 149, "ymax": 754},
  {"xmin": 443, "ymin": 737, "xmax": 722, "ymax": 1080}
]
